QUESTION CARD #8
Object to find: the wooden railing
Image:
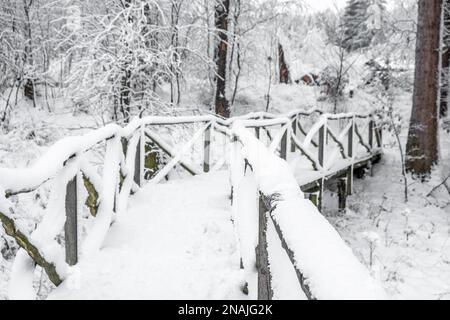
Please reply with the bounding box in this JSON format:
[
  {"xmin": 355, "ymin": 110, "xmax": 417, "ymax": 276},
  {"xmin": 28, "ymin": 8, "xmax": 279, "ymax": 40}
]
[
  {"xmin": 228, "ymin": 122, "xmax": 385, "ymax": 300},
  {"xmin": 0, "ymin": 107, "xmax": 382, "ymax": 296}
]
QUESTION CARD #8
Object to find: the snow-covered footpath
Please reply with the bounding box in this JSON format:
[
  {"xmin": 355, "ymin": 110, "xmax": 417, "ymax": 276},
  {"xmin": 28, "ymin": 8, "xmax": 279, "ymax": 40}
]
[{"xmin": 49, "ymin": 172, "xmax": 246, "ymax": 300}]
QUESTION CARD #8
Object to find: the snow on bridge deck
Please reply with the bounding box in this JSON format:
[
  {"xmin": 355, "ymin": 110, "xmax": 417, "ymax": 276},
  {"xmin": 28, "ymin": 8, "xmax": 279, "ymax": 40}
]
[
  {"xmin": 49, "ymin": 172, "xmax": 247, "ymax": 300},
  {"xmin": 49, "ymin": 171, "xmax": 309, "ymax": 300}
]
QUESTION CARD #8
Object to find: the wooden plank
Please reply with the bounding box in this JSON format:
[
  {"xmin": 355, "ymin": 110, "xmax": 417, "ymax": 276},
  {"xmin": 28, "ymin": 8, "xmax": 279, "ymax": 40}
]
[{"xmin": 65, "ymin": 175, "xmax": 78, "ymax": 266}]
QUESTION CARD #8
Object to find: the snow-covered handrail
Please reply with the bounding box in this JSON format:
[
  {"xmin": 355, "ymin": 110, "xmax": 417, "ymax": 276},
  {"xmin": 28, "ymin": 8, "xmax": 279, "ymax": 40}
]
[
  {"xmin": 230, "ymin": 124, "xmax": 386, "ymax": 300},
  {"xmin": 0, "ymin": 107, "xmax": 378, "ymax": 194},
  {"xmin": 0, "ymin": 107, "xmax": 382, "ymax": 299}
]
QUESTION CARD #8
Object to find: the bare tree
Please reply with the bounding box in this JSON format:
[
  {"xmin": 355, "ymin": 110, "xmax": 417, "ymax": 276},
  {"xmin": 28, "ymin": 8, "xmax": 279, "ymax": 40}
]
[{"xmin": 214, "ymin": 0, "xmax": 231, "ymax": 118}]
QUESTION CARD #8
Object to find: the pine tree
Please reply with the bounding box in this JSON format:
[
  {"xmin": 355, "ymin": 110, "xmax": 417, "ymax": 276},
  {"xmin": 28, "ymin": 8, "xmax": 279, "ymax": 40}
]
[
  {"xmin": 406, "ymin": 0, "xmax": 441, "ymax": 177},
  {"xmin": 341, "ymin": 0, "xmax": 371, "ymax": 51},
  {"xmin": 441, "ymin": 0, "xmax": 450, "ymax": 118}
]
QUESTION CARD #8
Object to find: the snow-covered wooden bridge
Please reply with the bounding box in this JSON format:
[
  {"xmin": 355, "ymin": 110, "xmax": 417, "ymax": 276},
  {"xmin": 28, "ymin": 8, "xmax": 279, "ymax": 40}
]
[{"xmin": 0, "ymin": 108, "xmax": 385, "ymax": 299}]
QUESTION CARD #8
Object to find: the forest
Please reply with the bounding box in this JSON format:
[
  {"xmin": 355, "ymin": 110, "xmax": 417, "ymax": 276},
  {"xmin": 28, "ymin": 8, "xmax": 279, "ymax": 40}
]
[{"xmin": 1, "ymin": 0, "xmax": 450, "ymax": 300}]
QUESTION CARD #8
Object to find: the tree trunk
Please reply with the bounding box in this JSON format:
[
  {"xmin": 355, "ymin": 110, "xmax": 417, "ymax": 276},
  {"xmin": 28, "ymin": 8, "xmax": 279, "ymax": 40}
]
[
  {"xmin": 23, "ymin": 0, "xmax": 36, "ymax": 106},
  {"xmin": 214, "ymin": 0, "xmax": 231, "ymax": 118},
  {"xmin": 278, "ymin": 43, "xmax": 291, "ymax": 84},
  {"xmin": 441, "ymin": 0, "xmax": 450, "ymax": 117},
  {"xmin": 406, "ymin": 0, "xmax": 441, "ymax": 177}
]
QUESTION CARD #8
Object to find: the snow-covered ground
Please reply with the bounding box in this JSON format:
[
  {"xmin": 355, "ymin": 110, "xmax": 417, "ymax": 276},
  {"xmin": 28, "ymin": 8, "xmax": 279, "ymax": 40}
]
[
  {"xmin": 328, "ymin": 148, "xmax": 450, "ymax": 299},
  {"xmin": 324, "ymin": 92, "xmax": 450, "ymax": 299},
  {"xmin": 49, "ymin": 172, "xmax": 247, "ymax": 300}
]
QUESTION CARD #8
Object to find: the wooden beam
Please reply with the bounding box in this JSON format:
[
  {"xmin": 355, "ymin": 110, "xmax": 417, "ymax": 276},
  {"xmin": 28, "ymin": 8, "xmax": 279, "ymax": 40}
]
[
  {"xmin": 144, "ymin": 132, "xmax": 199, "ymax": 176},
  {"xmin": 203, "ymin": 124, "xmax": 212, "ymax": 173},
  {"xmin": 0, "ymin": 209, "xmax": 62, "ymax": 286},
  {"xmin": 257, "ymin": 197, "xmax": 273, "ymax": 300}
]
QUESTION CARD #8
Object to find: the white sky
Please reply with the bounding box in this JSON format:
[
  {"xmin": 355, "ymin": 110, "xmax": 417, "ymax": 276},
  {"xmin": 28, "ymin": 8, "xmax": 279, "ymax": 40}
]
[{"xmin": 303, "ymin": 0, "xmax": 347, "ymax": 12}]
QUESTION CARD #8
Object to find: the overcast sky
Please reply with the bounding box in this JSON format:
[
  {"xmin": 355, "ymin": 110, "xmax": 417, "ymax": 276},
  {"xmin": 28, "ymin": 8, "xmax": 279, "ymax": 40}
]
[{"xmin": 303, "ymin": 0, "xmax": 347, "ymax": 12}]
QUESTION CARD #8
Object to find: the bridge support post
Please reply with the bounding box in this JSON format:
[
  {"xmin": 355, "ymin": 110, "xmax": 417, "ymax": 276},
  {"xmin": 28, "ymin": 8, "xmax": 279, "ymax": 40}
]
[
  {"xmin": 65, "ymin": 175, "xmax": 78, "ymax": 266},
  {"xmin": 204, "ymin": 123, "xmax": 212, "ymax": 173},
  {"xmin": 257, "ymin": 196, "xmax": 273, "ymax": 300},
  {"xmin": 337, "ymin": 178, "xmax": 347, "ymax": 213},
  {"xmin": 368, "ymin": 160, "xmax": 374, "ymax": 177}
]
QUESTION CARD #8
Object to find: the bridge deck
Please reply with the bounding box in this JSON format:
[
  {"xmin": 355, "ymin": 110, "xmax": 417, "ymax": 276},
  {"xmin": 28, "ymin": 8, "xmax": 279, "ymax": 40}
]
[
  {"xmin": 48, "ymin": 155, "xmax": 379, "ymax": 300},
  {"xmin": 50, "ymin": 172, "xmax": 246, "ymax": 300}
]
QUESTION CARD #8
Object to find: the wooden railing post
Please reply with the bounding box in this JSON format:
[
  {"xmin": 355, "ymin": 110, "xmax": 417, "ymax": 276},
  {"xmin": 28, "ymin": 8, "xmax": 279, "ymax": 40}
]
[
  {"xmin": 291, "ymin": 116, "xmax": 297, "ymax": 152},
  {"xmin": 318, "ymin": 122, "xmax": 326, "ymax": 210},
  {"xmin": 255, "ymin": 127, "xmax": 260, "ymax": 140},
  {"xmin": 318, "ymin": 124, "xmax": 325, "ymax": 167},
  {"xmin": 134, "ymin": 135, "xmax": 142, "ymax": 187},
  {"xmin": 376, "ymin": 126, "xmax": 383, "ymax": 148},
  {"xmin": 347, "ymin": 117, "xmax": 354, "ymax": 195},
  {"xmin": 65, "ymin": 175, "xmax": 78, "ymax": 266},
  {"xmin": 369, "ymin": 118, "xmax": 374, "ymax": 150},
  {"xmin": 204, "ymin": 123, "xmax": 212, "ymax": 173},
  {"xmin": 133, "ymin": 127, "xmax": 145, "ymax": 187},
  {"xmin": 257, "ymin": 195, "xmax": 272, "ymax": 300},
  {"xmin": 280, "ymin": 127, "xmax": 288, "ymax": 160}
]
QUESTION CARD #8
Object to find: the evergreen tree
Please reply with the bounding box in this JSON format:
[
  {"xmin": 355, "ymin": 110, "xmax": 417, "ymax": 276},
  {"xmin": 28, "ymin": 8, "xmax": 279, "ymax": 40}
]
[
  {"xmin": 406, "ymin": 0, "xmax": 441, "ymax": 177},
  {"xmin": 341, "ymin": 0, "xmax": 371, "ymax": 51}
]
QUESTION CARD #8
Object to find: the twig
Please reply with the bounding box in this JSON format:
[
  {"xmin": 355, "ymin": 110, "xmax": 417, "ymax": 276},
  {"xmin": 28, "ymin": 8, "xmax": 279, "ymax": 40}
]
[{"xmin": 427, "ymin": 174, "xmax": 450, "ymax": 197}]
